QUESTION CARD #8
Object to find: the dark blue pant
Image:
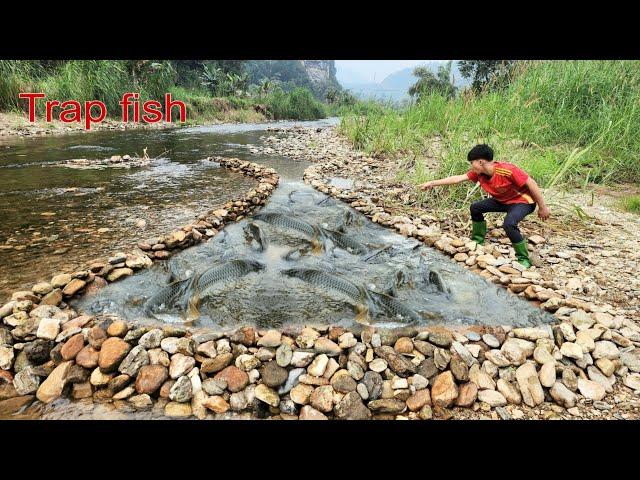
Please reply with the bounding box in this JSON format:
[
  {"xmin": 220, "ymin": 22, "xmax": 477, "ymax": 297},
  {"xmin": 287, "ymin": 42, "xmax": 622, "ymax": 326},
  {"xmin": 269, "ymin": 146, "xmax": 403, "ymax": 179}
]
[{"xmin": 470, "ymin": 198, "xmax": 536, "ymax": 243}]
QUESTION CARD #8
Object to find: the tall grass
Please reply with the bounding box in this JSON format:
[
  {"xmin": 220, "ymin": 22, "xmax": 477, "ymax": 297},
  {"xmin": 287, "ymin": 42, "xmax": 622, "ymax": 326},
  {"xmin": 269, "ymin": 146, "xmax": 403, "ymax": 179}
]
[
  {"xmin": 0, "ymin": 60, "xmax": 328, "ymax": 123},
  {"xmin": 339, "ymin": 61, "xmax": 640, "ymax": 208}
]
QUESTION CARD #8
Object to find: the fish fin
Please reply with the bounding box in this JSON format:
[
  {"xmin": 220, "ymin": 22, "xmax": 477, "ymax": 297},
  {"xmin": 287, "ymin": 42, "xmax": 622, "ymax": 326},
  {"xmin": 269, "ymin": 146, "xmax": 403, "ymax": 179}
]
[
  {"xmin": 311, "ymin": 239, "xmax": 324, "ymax": 255},
  {"xmin": 355, "ymin": 305, "xmax": 371, "ymax": 325},
  {"xmin": 186, "ymin": 294, "xmax": 200, "ymax": 321}
]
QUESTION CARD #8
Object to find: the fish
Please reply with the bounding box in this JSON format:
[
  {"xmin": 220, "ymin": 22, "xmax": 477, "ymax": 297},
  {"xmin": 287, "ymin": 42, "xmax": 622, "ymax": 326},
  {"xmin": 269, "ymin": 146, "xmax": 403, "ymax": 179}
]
[
  {"xmin": 320, "ymin": 227, "xmax": 369, "ymax": 255},
  {"xmin": 143, "ymin": 275, "xmax": 198, "ymax": 318},
  {"xmin": 243, "ymin": 222, "xmax": 269, "ymax": 252},
  {"xmin": 281, "ymin": 268, "xmax": 371, "ymax": 322},
  {"xmin": 253, "ymin": 212, "xmax": 325, "ymax": 254},
  {"xmin": 167, "ymin": 257, "xmax": 194, "ymax": 283},
  {"xmin": 362, "ymin": 244, "xmax": 392, "ymax": 262},
  {"xmin": 144, "ymin": 259, "xmax": 265, "ymax": 321},
  {"xmin": 368, "ymin": 290, "xmax": 422, "ymax": 324},
  {"xmin": 197, "ymin": 259, "xmax": 266, "ymax": 297},
  {"xmin": 428, "ymin": 270, "xmax": 449, "ymax": 294}
]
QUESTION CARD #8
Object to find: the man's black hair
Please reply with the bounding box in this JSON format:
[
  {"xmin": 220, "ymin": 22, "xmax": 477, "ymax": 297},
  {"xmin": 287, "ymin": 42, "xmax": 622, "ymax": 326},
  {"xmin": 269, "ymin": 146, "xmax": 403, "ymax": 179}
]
[{"xmin": 467, "ymin": 144, "xmax": 494, "ymax": 162}]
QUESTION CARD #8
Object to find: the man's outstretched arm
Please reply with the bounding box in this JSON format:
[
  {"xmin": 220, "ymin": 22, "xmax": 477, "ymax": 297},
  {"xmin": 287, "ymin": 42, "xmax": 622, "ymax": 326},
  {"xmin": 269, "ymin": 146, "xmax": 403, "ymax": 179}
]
[
  {"xmin": 524, "ymin": 177, "xmax": 550, "ymax": 220},
  {"xmin": 419, "ymin": 174, "xmax": 470, "ymax": 190}
]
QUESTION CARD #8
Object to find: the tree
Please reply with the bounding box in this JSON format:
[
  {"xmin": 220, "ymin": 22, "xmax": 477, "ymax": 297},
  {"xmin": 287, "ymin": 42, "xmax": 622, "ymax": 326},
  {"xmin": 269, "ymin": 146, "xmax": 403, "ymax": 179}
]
[
  {"xmin": 458, "ymin": 60, "xmax": 514, "ymax": 92},
  {"xmin": 409, "ymin": 61, "xmax": 456, "ymax": 100}
]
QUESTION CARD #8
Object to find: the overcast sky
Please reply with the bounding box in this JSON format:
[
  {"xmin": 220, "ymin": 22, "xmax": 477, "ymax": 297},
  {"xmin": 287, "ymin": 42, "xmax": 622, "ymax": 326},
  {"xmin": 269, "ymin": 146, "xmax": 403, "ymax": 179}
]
[{"xmin": 335, "ymin": 60, "xmax": 444, "ymax": 83}]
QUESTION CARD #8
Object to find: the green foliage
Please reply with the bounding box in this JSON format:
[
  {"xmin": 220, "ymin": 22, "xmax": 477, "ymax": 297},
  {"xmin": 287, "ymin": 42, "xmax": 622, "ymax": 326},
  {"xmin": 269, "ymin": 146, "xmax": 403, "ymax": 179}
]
[
  {"xmin": 339, "ymin": 60, "xmax": 640, "ymax": 209},
  {"xmin": 409, "ymin": 61, "xmax": 456, "ymax": 100},
  {"xmin": 260, "ymin": 87, "xmax": 327, "ymax": 120},
  {"xmin": 458, "ymin": 60, "xmax": 515, "ymax": 93},
  {"xmin": 619, "ymin": 194, "xmax": 640, "ymax": 214}
]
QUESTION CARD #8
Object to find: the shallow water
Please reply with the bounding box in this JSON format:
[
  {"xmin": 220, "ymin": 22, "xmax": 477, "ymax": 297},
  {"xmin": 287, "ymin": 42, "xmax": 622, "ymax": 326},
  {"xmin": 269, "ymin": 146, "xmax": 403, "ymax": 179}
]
[
  {"xmin": 0, "ymin": 118, "xmax": 338, "ymax": 299},
  {"xmin": 74, "ymin": 181, "xmax": 556, "ymax": 329}
]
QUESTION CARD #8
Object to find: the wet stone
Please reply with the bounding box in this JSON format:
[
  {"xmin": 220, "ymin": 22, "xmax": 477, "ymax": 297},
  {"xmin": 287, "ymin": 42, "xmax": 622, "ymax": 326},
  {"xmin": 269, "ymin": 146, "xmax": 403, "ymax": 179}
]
[
  {"xmin": 260, "ymin": 361, "xmax": 289, "ymax": 388},
  {"xmin": 135, "ymin": 365, "xmax": 168, "ymax": 395}
]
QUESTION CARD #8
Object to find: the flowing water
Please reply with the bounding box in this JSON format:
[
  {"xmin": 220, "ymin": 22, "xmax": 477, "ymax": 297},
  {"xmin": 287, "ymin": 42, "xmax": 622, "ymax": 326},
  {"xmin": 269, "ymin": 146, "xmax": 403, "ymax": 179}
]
[
  {"xmin": 1, "ymin": 117, "xmax": 556, "ymax": 419},
  {"xmin": 0, "ymin": 119, "xmax": 335, "ymax": 300}
]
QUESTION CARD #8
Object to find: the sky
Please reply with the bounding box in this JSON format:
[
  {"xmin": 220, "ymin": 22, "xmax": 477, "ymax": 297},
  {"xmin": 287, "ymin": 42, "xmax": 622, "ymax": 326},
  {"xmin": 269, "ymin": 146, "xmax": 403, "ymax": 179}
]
[{"xmin": 335, "ymin": 60, "xmax": 445, "ymax": 84}]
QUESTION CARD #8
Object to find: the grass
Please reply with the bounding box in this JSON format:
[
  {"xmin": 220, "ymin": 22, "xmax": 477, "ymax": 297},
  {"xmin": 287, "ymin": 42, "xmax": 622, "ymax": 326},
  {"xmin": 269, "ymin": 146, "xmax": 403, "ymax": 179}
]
[
  {"xmin": 338, "ymin": 61, "xmax": 640, "ymax": 210},
  {"xmin": 0, "ymin": 61, "xmax": 328, "ymax": 124},
  {"xmin": 619, "ymin": 194, "xmax": 640, "ymax": 214}
]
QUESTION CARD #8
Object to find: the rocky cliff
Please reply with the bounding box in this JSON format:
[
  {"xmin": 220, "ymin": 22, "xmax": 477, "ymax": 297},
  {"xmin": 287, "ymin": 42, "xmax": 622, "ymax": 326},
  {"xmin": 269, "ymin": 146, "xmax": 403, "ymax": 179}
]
[{"xmin": 300, "ymin": 60, "xmax": 341, "ymax": 98}]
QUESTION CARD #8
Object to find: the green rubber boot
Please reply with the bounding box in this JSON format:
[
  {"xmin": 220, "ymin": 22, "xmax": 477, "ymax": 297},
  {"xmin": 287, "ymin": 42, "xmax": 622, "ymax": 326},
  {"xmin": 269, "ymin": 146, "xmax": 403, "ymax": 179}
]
[
  {"xmin": 471, "ymin": 221, "xmax": 487, "ymax": 245},
  {"xmin": 512, "ymin": 239, "xmax": 532, "ymax": 268}
]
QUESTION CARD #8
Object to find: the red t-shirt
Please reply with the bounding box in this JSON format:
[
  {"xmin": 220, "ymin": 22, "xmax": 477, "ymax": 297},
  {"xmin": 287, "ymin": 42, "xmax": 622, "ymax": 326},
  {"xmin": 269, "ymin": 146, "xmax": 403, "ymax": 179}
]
[{"xmin": 467, "ymin": 162, "xmax": 535, "ymax": 205}]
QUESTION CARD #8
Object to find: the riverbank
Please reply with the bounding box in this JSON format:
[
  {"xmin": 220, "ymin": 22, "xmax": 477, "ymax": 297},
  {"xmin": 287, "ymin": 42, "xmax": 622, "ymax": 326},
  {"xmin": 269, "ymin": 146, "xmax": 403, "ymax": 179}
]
[
  {"xmin": 0, "ymin": 111, "xmax": 269, "ymax": 139},
  {"xmin": 0, "ymin": 128, "xmax": 640, "ymax": 420}
]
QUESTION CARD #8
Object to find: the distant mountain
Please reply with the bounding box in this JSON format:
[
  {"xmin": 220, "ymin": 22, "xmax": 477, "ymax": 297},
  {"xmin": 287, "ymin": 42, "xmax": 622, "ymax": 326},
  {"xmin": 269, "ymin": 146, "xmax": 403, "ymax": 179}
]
[{"xmin": 340, "ymin": 61, "xmax": 471, "ymax": 103}]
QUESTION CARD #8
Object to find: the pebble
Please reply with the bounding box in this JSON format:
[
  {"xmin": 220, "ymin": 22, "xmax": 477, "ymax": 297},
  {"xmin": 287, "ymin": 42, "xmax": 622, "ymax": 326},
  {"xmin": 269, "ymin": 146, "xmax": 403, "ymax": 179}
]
[
  {"xmin": 431, "ymin": 371, "xmax": 458, "ymax": 407},
  {"xmin": 516, "ymin": 362, "xmax": 545, "ymax": 407},
  {"xmin": 478, "ymin": 389, "xmax": 507, "ymax": 407},
  {"xmin": 577, "ymin": 378, "xmax": 606, "ymax": 401}
]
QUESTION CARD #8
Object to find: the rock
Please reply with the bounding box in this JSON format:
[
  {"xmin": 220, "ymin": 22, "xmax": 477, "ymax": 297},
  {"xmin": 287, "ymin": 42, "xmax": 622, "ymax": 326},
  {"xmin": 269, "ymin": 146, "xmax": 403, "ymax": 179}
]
[
  {"xmin": 0, "ymin": 346, "xmax": 14, "ymax": 370},
  {"xmin": 431, "ymin": 371, "xmax": 458, "ymax": 408},
  {"xmin": 0, "ymin": 395, "xmax": 35, "ymax": 416},
  {"xmin": 570, "ymin": 310, "xmax": 595, "ymax": 331},
  {"xmin": 334, "ymin": 391, "xmax": 372, "ymax": 420},
  {"xmin": 455, "ymin": 382, "xmax": 478, "ymax": 407},
  {"xmin": 202, "ymin": 378, "xmax": 227, "ymax": 396},
  {"xmin": 129, "ymin": 394, "xmax": 153, "ymax": 410},
  {"xmin": 512, "ymin": 327, "xmax": 550, "ymax": 341},
  {"xmin": 201, "ymin": 353, "xmax": 233, "ymax": 374},
  {"xmin": 275, "ymin": 344, "xmax": 293, "ymax": 367},
  {"xmin": 577, "ymin": 378, "xmax": 606, "ymax": 401},
  {"xmin": 482, "ymin": 334, "xmax": 501, "ymax": 348},
  {"xmin": 496, "ymin": 379, "xmax": 521, "ymax": 405},
  {"xmin": 290, "ymin": 383, "xmax": 314, "ymax": 405},
  {"xmin": 107, "ymin": 374, "xmax": 130, "ymax": 393},
  {"xmin": 592, "ymin": 341, "xmax": 620, "ymax": 360},
  {"xmin": 394, "ymin": 337, "xmax": 414, "ymax": 354},
  {"xmin": 539, "ymin": 362, "xmax": 556, "ymax": 388},
  {"xmin": 214, "ymin": 366, "xmax": 249, "ymax": 392},
  {"xmin": 169, "ymin": 375, "xmax": 193, "ymax": 403},
  {"xmin": 368, "ymin": 398, "xmax": 406, "ymax": 413},
  {"xmin": 406, "ymin": 389, "xmax": 431, "ymax": 411},
  {"xmin": 374, "ymin": 346, "xmax": 416, "ymax": 377},
  {"xmin": 88, "ymin": 327, "xmax": 107, "ymax": 349},
  {"xmin": 587, "ymin": 366, "xmax": 613, "ymax": 393},
  {"xmin": 299, "ymin": 405, "xmax": 328, "ymax": 420},
  {"xmin": 113, "ymin": 386, "xmax": 135, "ymax": 400},
  {"xmin": 32, "ymin": 282, "xmax": 53, "ymax": 295},
  {"xmin": 40, "ymin": 289, "xmax": 63, "ymax": 306},
  {"xmin": 307, "ymin": 354, "xmax": 329, "ymax": 377},
  {"xmin": 98, "ymin": 337, "xmax": 131, "ymax": 373},
  {"xmin": 533, "ymin": 346, "xmax": 555, "ymax": 365},
  {"xmin": 562, "ymin": 369, "xmax": 578, "ymax": 392},
  {"xmin": 235, "ymin": 354, "xmax": 260, "ymax": 372},
  {"xmin": 501, "ymin": 338, "xmax": 533, "ymax": 366},
  {"xmin": 369, "ymin": 358, "xmax": 388, "ymax": 373},
  {"xmin": 35, "ymin": 361, "xmax": 72, "ymax": 403},
  {"xmin": 260, "ymin": 361, "xmax": 288, "ymax": 388},
  {"xmin": 516, "ymin": 362, "xmax": 544, "ymax": 407},
  {"xmin": 469, "ymin": 364, "xmax": 496, "ymax": 390},
  {"xmin": 450, "ymin": 354, "xmax": 470, "ymax": 382},
  {"xmin": 411, "ymin": 374, "xmax": 429, "ymax": 390},
  {"xmin": 330, "ymin": 370, "xmax": 357, "ymax": 393},
  {"xmin": 257, "ymin": 330, "xmax": 282, "ymax": 348},
  {"xmin": 595, "ymin": 358, "xmax": 616, "ymax": 377},
  {"xmin": 72, "ymin": 382, "xmax": 93, "ymax": 400},
  {"xmin": 135, "ymin": 365, "xmax": 168, "ymax": 394},
  {"xmin": 314, "ymin": 338, "xmax": 342, "ymax": 356},
  {"xmin": 164, "ymin": 401, "xmax": 192, "ymax": 418},
  {"xmin": 60, "ymin": 333, "xmax": 85, "ymax": 361},
  {"xmin": 203, "ymin": 395, "xmax": 230, "ymax": 414},
  {"xmin": 623, "ymin": 373, "xmax": 640, "ymax": 391},
  {"xmin": 118, "ymin": 346, "xmax": 150, "ymax": 378},
  {"xmin": 429, "ymin": 332, "xmax": 453, "ymax": 348},
  {"xmin": 51, "ymin": 273, "xmax": 72, "ymax": 289},
  {"xmin": 310, "ymin": 385, "xmax": 334, "ymax": 413},
  {"xmin": 13, "ymin": 368, "xmax": 40, "ymax": 395},
  {"xmin": 278, "ymin": 368, "xmax": 305, "ymax": 395},
  {"xmin": 62, "ymin": 278, "xmax": 86, "ymax": 297},
  {"xmin": 363, "ymin": 371, "xmax": 383, "ymax": 400},
  {"xmin": 36, "ymin": 318, "xmax": 60, "ymax": 341},
  {"xmin": 338, "ymin": 332, "xmax": 357, "ymax": 349},
  {"xmin": 290, "ymin": 351, "xmax": 315, "ymax": 368},
  {"xmin": 107, "ymin": 268, "xmax": 134, "ymax": 282},
  {"xmin": 22, "ymin": 340, "xmax": 54, "ymax": 365},
  {"xmin": 550, "ymin": 381, "xmax": 577, "ymax": 408},
  {"xmin": 72, "ymin": 346, "xmax": 96, "ymax": 370},
  {"xmin": 478, "ymin": 389, "xmax": 507, "ymax": 407},
  {"xmin": 620, "ymin": 351, "xmax": 640, "ymax": 373},
  {"xmin": 138, "ymin": 329, "xmax": 164, "ymax": 349},
  {"xmin": 254, "ymin": 384, "xmax": 280, "ymax": 407},
  {"xmin": 169, "ymin": 353, "xmax": 196, "ymax": 379},
  {"xmin": 90, "ymin": 368, "xmax": 113, "ymax": 387}
]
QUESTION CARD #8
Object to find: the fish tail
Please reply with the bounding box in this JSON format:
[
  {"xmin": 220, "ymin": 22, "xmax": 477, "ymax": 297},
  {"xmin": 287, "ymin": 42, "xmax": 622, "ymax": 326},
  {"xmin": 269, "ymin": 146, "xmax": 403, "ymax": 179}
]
[{"xmin": 355, "ymin": 304, "xmax": 371, "ymax": 325}]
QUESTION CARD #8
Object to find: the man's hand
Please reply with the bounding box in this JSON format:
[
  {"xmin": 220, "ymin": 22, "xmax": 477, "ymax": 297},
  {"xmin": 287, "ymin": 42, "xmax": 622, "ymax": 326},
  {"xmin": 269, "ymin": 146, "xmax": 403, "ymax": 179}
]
[
  {"xmin": 538, "ymin": 205, "xmax": 551, "ymax": 220},
  {"xmin": 419, "ymin": 181, "xmax": 437, "ymax": 191}
]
